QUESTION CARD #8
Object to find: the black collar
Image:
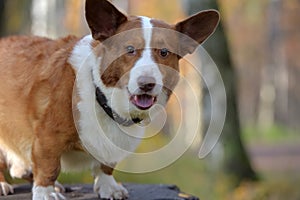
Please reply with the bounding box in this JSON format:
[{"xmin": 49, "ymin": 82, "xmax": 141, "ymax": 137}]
[{"xmin": 95, "ymin": 87, "xmax": 143, "ymax": 126}]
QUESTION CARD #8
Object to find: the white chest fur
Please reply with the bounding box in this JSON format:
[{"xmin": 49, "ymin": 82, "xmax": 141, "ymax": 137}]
[{"xmin": 69, "ymin": 35, "xmax": 145, "ymax": 165}]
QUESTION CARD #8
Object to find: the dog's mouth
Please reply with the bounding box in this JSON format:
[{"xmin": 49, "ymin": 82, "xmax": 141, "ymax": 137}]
[{"xmin": 130, "ymin": 94, "xmax": 157, "ymax": 110}]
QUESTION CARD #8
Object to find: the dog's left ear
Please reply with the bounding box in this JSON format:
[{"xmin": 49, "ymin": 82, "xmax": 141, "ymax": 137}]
[
  {"xmin": 175, "ymin": 10, "xmax": 220, "ymax": 56},
  {"xmin": 85, "ymin": 0, "xmax": 127, "ymax": 41}
]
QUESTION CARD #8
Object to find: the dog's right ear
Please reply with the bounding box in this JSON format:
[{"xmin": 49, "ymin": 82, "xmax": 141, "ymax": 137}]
[{"xmin": 85, "ymin": 0, "xmax": 127, "ymax": 41}]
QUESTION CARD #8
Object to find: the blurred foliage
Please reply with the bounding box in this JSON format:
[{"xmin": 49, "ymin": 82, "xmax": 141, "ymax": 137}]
[
  {"xmin": 220, "ymin": 0, "xmax": 300, "ymax": 130},
  {"xmin": 185, "ymin": 0, "xmax": 258, "ymax": 184},
  {"xmin": 0, "ymin": 0, "xmax": 32, "ymax": 36},
  {"xmin": 243, "ymin": 125, "xmax": 299, "ymax": 145},
  {"xmin": 231, "ymin": 178, "xmax": 300, "ymax": 200},
  {"xmin": 128, "ymin": 0, "xmax": 185, "ymax": 23}
]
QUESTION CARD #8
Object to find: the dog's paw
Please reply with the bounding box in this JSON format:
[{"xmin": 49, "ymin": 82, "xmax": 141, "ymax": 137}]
[
  {"xmin": 94, "ymin": 174, "xmax": 128, "ymax": 199},
  {"xmin": 0, "ymin": 182, "xmax": 14, "ymax": 196},
  {"xmin": 54, "ymin": 181, "xmax": 65, "ymax": 193},
  {"xmin": 32, "ymin": 185, "xmax": 66, "ymax": 200}
]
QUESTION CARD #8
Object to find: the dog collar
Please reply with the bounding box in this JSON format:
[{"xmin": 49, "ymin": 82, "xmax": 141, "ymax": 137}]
[{"xmin": 95, "ymin": 87, "xmax": 143, "ymax": 126}]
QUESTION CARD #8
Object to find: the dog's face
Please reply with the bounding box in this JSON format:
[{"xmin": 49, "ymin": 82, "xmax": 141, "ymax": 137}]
[{"xmin": 86, "ymin": 0, "xmax": 219, "ymax": 117}]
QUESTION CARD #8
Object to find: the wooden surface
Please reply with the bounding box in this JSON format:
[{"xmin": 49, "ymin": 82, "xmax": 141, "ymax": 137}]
[{"xmin": 1, "ymin": 184, "xmax": 199, "ymax": 200}]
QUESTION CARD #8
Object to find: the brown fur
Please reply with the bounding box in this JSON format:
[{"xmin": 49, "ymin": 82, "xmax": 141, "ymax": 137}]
[
  {"xmin": 150, "ymin": 19, "xmax": 181, "ymax": 95},
  {"xmin": 0, "ymin": 0, "xmax": 219, "ymax": 197},
  {"xmin": 0, "ymin": 150, "xmax": 7, "ymax": 182},
  {"xmin": 99, "ymin": 17, "xmax": 145, "ymax": 88},
  {"xmin": 0, "ymin": 35, "xmax": 82, "ymax": 186},
  {"xmin": 100, "ymin": 164, "xmax": 115, "ymax": 176},
  {"xmin": 98, "ymin": 17, "xmax": 181, "ymax": 89}
]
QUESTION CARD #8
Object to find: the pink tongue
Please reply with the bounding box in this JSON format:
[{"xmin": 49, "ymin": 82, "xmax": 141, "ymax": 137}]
[{"xmin": 134, "ymin": 95, "xmax": 154, "ymax": 109}]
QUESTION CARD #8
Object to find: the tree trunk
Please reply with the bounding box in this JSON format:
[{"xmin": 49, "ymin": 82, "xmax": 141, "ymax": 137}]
[
  {"xmin": 184, "ymin": 0, "xmax": 258, "ymax": 185},
  {"xmin": 0, "ymin": 0, "xmax": 6, "ymax": 37},
  {"xmin": 0, "ymin": 0, "xmax": 32, "ymax": 36}
]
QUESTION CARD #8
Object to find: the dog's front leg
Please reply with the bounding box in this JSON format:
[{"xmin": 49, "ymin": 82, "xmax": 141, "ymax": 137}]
[
  {"xmin": 31, "ymin": 137, "xmax": 66, "ymax": 200},
  {"xmin": 93, "ymin": 164, "xmax": 128, "ymax": 199}
]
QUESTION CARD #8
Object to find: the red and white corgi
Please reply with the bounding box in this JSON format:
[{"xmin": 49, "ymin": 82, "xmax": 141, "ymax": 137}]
[{"xmin": 0, "ymin": 0, "xmax": 219, "ymax": 199}]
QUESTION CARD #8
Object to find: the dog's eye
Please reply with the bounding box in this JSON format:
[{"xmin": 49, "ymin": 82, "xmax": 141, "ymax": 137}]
[
  {"xmin": 159, "ymin": 48, "xmax": 169, "ymax": 58},
  {"xmin": 126, "ymin": 45, "xmax": 136, "ymax": 55}
]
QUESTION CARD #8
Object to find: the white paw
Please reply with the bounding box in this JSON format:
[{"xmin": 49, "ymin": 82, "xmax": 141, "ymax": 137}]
[
  {"xmin": 0, "ymin": 182, "xmax": 14, "ymax": 196},
  {"xmin": 32, "ymin": 185, "xmax": 66, "ymax": 200},
  {"xmin": 54, "ymin": 181, "xmax": 65, "ymax": 193},
  {"xmin": 94, "ymin": 174, "xmax": 128, "ymax": 199}
]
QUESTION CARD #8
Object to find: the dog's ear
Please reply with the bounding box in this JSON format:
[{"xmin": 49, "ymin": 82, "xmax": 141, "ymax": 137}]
[
  {"xmin": 175, "ymin": 10, "xmax": 220, "ymax": 56},
  {"xmin": 85, "ymin": 0, "xmax": 127, "ymax": 41}
]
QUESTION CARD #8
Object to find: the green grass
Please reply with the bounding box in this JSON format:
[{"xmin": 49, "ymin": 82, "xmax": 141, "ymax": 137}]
[
  {"xmin": 231, "ymin": 176, "xmax": 300, "ymax": 200},
  {"xmin": 242, "ymin": 125, "xmax": 299, "ymax": 145}
]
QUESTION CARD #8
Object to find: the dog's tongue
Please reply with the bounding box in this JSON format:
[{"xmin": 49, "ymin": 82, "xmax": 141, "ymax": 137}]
[{"xmin": 132, "ymin": 94, "xmax": 155, "ymax": 110}]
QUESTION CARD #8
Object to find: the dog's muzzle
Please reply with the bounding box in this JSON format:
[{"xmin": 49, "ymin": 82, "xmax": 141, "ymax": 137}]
[{"xmin": 129, "ymin": 76, "xmax": 158, "ymax": 110}]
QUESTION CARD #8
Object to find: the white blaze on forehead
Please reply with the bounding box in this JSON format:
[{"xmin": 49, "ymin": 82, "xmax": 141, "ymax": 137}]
[
  {"xmin": 128, "ymin": 16, "xmax": 163, "ymax": 95},
  {"xmin": 142, "ymin": 16, "xmax": 152, "ymax": 48}
]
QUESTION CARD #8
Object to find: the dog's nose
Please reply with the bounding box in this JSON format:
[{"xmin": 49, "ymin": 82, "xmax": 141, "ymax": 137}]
[{"xmin": 137, "ymin": 76, "xmax": 156, "ymax": 92}]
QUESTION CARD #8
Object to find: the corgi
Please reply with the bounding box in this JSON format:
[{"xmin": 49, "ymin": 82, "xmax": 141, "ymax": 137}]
[{"xmin": 0, "ymin": 0, "xmax": 219, "ymax": 199}]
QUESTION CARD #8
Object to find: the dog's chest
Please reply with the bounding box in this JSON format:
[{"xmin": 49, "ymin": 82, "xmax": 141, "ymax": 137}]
[{"xmin": 69, "ymin": 35, "xmax": 145, "ymax": 164}]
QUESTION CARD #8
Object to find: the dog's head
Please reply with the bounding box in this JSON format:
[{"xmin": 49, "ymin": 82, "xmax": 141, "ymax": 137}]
[{"xmin": 85, "ymin": 0, "xmax": 219, "ymax": 120}]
